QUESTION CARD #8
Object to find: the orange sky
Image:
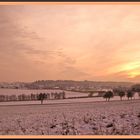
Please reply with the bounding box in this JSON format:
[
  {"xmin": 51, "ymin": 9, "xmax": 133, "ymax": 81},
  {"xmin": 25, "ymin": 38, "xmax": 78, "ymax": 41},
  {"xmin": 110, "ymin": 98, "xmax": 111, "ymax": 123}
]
[{"xmin": 0, "ymin": 3, "xmax": 140, "ymax": 82}]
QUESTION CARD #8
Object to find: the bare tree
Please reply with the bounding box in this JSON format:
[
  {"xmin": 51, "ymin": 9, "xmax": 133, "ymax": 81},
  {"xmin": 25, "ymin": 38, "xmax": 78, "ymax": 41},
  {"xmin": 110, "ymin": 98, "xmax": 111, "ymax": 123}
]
[
  {"xmin": 103, "ymin": 91, "xmax": 114, "ymax": 102},
  {"xmin": 127, "ymin": 90, "xmax": 134, "ymax": 100},
  {"xmin": 38, "ymin": 93, "xmax": 46, "ymax": 104},
  {"xmin": 118, "ymin": 91, "xmax": 126, "ymax": 101}
]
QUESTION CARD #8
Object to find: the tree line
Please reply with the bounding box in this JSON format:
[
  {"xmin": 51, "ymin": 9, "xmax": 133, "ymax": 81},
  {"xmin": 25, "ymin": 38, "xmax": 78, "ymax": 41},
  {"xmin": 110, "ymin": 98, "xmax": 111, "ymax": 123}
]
[
  {"xmin": 0, "ymin": 84, "xmax": 140, "ymax": 103},
  {"xmin": 103, "ymin": 84, "xmax": 140, "ymax": 101},
  {"xmin": 0, "ymin": 91, "xmax": 66, "ymax": 103}
]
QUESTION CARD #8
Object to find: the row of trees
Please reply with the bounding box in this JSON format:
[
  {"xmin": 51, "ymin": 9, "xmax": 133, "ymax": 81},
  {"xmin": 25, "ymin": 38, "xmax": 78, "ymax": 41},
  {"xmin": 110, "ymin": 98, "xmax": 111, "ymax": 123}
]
[
  {"xmin": 103, "ymin": 84, "xmax": 140, "ymax": 101},
  {"xmin": 103, "ymin": 90, "xmax": 136, "ymax": 101},
  {"xmin": 0, "ymin": 91, "xmax": 66, "ymax": 103}
]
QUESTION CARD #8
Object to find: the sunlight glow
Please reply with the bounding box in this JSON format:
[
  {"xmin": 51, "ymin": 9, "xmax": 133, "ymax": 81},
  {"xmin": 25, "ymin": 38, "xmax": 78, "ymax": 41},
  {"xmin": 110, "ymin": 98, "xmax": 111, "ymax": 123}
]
[{"xmin": 121, "ymin": 62, "xmax": 140, "ymax": 71}]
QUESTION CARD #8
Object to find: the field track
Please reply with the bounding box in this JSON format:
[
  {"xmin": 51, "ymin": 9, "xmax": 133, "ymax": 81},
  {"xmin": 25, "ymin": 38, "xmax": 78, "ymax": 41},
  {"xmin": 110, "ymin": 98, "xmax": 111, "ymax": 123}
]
[{"xmin": 0, "ymin": 99, "xmax": 139, "ymax": 110}]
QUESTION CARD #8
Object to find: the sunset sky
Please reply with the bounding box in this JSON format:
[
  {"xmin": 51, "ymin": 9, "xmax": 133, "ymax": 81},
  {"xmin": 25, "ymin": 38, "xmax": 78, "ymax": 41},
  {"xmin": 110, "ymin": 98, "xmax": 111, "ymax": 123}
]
[{"xmin": 0, "ymin": 3, "xmax": 140, "ymax": 82}]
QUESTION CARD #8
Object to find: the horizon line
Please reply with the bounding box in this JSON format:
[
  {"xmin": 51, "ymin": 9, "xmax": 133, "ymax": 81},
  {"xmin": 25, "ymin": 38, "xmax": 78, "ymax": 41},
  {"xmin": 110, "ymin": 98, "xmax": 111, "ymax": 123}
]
[{"xmin": 0, "ymin": 80, "xmax": 137, "ymax": 83}]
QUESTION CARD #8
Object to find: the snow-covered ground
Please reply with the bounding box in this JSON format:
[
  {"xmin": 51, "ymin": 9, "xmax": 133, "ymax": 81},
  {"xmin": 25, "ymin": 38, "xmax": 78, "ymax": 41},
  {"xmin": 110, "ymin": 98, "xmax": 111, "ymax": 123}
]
[{"xmin": 0, "ymin": 100, "xmax": 140, "ymax": 135}]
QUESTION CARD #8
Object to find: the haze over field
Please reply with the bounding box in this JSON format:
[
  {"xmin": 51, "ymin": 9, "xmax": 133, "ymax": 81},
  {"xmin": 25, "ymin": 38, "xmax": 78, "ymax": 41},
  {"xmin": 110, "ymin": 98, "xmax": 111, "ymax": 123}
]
[{"xmin": 1, "ymin": 4, "xmax": 140, "ymax": 82}]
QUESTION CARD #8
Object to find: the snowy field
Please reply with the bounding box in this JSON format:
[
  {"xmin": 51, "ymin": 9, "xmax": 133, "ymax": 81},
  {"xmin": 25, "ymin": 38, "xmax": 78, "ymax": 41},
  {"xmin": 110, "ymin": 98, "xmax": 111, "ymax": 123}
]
[{"xmin": 0, "ymin": 100, "xmax": 140, "ymax": 135}]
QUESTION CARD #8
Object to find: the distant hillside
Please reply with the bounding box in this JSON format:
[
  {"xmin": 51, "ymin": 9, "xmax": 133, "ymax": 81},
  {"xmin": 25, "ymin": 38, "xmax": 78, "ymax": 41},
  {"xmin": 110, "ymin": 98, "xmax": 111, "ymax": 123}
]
[{"xmin": 0, "ymin": 80, "xmax": 135, "ymax": 90}]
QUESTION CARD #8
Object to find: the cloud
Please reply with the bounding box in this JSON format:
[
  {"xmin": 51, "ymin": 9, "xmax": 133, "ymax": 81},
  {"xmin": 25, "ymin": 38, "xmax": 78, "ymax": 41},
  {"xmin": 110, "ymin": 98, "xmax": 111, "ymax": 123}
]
[
  {"xmin": 60, "ymin": 66, "xmax": 90, "ymax": 80},
  {"xmin": 1, "ymin": 5, "xmax": 140, "ymax": 82}
]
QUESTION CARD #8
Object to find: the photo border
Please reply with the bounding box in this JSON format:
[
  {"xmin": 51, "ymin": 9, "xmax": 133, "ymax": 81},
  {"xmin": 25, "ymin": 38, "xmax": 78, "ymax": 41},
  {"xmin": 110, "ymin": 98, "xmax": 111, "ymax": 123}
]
[{"xmin": 0, "ymin": 1, "xmax": 140, "ymax": 139}]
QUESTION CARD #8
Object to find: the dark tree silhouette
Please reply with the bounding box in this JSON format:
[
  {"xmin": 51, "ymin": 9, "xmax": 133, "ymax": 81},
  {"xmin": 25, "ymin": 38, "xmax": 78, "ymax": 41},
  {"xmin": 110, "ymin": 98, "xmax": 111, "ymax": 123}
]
[
  {"xmin": 118, "ymin": 91, "xmax": 126, "ymax": 101},
  {"xmin": 131, "ymin": 84, "xmax": 140, "ymax": 99},
  {"xmin": 103, "ymin": 91, "xmax": 114, "ymax": 101},
  {"xmin": 127, "ymin": 90, "xmax": 134, "ymax": 100},
  {"xmin": 38, "ymin": 93, "xmax": 46, "ymax": 104},
  {"xmin": 113, "ymin": 88, "xmax": 126, "ymax": 101}
]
